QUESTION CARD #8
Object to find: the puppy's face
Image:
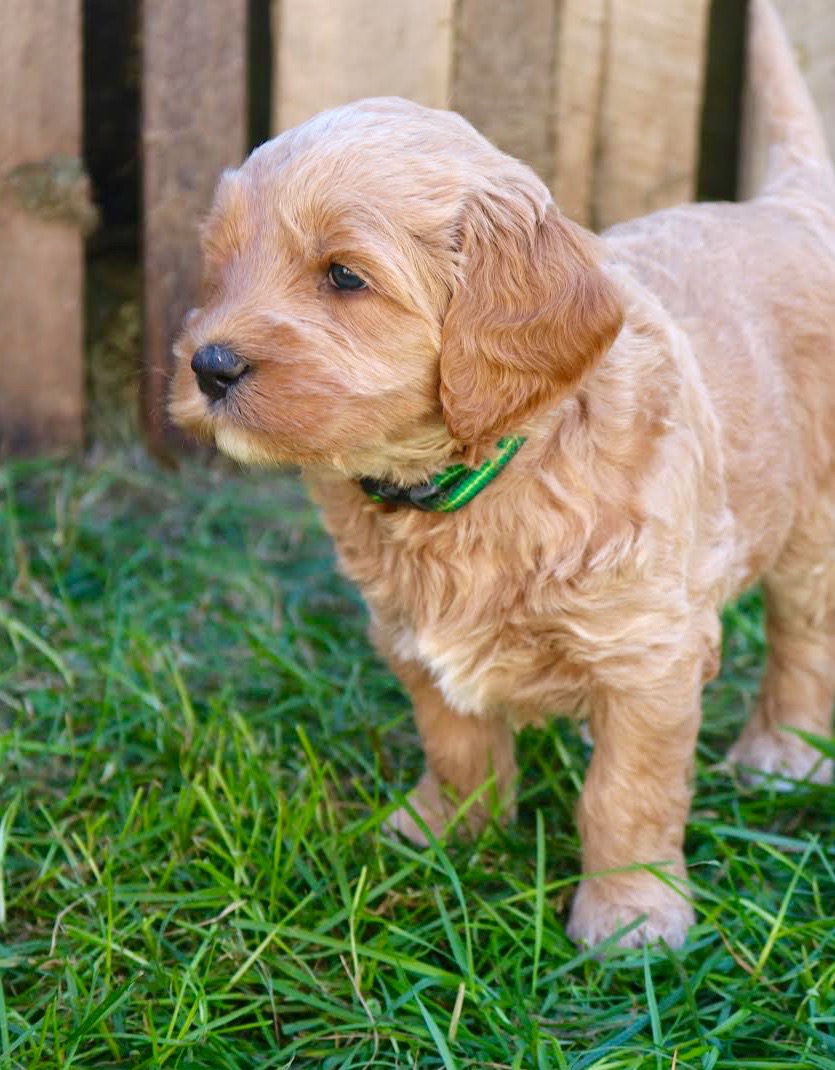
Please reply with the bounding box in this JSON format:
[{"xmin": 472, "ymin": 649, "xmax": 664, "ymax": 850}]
[{"xmin": 170, "ymin": 99, "xmax": 623, "ymax": 479}]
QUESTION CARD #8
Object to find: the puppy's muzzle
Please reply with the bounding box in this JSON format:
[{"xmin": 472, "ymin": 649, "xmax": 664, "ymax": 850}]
[{"xmin": 191, "ymin": 344, "xmax": 248, "ymax": 401}]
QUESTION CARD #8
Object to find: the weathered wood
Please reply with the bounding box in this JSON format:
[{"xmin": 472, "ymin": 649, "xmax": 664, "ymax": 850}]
[
  {"xmin": 142, "ymin": 0, "xmax": 247, "ymax": 453},
  {"xmin": 452, "ymin": 0, "xmax": 559, "ymax": 188},
  {"xmin": 593, "ymin": 0, "xmax": 711, "ymax": 230},
  {"xmin": 553, "ymin": 0, "xmax": 606, "ymax": 227},
  {"xmin": 0, "ymin": 0, "xmax": 86, "ymax": 455},
  {"xmin": 739, "ymin": 0, "xmax": 835, "ymax": 198},
  {"xmin": 273, "ymin": 0, "xmax": 454, "ymax": 132}
]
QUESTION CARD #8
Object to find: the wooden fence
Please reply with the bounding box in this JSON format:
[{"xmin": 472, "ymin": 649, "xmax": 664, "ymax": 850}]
[{"xmin": 1, "ymin": 0, "xmax": 834, "ymax": 456}]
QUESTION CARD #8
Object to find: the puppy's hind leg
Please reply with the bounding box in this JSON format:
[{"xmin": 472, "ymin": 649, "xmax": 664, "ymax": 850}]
[
  {"xmin": 383, "ymin": 656, "xmax": 517, "ymax": 845},
  {"xmin": 728, "ymin": 552, "xmax": 835, "ymax": 787}
]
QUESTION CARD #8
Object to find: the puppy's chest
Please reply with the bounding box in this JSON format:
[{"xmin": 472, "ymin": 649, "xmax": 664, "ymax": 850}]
[
  {"xmin": 359, "ymin": 541, "xmax": 591, "ymax": 722},
  {"xmin": 318, "ymin": 488, "xmax": 632, "ymax": 722},
  {"xmin": 390, "ymin": 613, "xmax": 587, "ymax": 721}
]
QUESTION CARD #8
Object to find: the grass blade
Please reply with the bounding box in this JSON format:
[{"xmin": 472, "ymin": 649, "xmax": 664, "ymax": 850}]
[
  {"xmin": 416, "ymin": 994, "xmax": 459, "ymax": 1070},
  {"xmin": 532, "ymin": 808, "xmax": 546, "ymax": 995}
]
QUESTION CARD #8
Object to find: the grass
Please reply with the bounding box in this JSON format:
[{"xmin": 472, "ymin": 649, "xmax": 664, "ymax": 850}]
[{"xmin": 1, "ymin": 453, "xmax": 833, "ymax": 1069}]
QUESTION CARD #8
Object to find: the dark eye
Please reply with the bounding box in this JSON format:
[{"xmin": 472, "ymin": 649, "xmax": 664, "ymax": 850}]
[{"xmin": 328, "ymin": 263, "xmax": 367, "ymax": 291}]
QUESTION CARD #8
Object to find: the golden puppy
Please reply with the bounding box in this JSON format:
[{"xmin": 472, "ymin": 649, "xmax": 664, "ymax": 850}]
[{"xmin": 170, "ymin": 0, "xmax": 835, "ymax": 948}]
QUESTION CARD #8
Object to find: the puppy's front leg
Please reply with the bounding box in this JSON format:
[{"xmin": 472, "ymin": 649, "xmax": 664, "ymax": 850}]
[
  {"xmin": 567, "ymin": 667, "xmax": 701, "ymax": 949},
  {"xmin": 385, "ymin": 656, "xmax": 517, "ymax": 846}
]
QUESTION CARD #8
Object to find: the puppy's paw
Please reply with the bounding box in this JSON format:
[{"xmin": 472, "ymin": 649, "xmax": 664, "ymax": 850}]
[
  {"xmin": 566, "ymin": 873, "xmax": 694, "ymax": 950},
  {"xmin": 384, "ymin": 770, "xmax": 514, "ymax": 846},
  {"xmin": 727, "ymin": 728, "xmax": 833, "ymax": 789},
  {"xmin": 383, "ymin": 772, "xmax": 455, "ymax": 847}
]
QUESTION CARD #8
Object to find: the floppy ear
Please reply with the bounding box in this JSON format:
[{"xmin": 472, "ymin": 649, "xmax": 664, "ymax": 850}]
[{"xmin": 439, "ymin": 199, "xmax": 624, "ymax": 446}]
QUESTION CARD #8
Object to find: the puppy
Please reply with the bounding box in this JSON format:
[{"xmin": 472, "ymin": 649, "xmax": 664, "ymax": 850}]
[{"xmin": 170, "ymin": 0, "xmax": 835, "ymax": 948}]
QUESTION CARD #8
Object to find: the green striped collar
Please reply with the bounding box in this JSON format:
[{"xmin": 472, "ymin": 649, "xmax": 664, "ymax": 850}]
[{"xmin": 359, "ymin": 436, "xmax": 525, "ymax": 513}]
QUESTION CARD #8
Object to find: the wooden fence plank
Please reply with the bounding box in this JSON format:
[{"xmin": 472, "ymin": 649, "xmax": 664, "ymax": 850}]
[
  {"xmin": 593, "ymin": 0, "xmax": 710, "ymax": 230},
  {"xmin": 0, "ymin": 0, "xmax": 86, "ymax": 455},
  {"xmin": 452, "ymin": 0, "xmax": 559, "ymax": 189},
  {"xmin": 739, "ymin": 0, "xmax": 835, "ymax": 198},
  {"xmin": 553, "ymin": 0, "xmax": 606, "ymax": 227},
  {"xmin": 273, "ymin": 0, "xmax": 454, "ymax": 132},
  {"xmin": 142, "ymin": 0, "xmax": 247, "ymax": 453}
]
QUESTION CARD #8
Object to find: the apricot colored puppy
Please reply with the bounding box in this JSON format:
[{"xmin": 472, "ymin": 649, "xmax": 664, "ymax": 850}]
[{"xmin": 171, "ymin": 0, "xmax": 835, "ymax": 948}]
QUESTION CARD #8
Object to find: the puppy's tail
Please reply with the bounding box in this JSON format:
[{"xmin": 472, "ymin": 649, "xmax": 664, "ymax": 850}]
[{"xmin": 743, "ymin": 0, "xmax": 833, "ymax": 195}]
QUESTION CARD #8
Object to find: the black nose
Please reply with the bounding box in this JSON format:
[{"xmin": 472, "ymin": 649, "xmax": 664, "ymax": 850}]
[{"xmin": 191, "ymin": 344, "xmax": 248, "ymax": 401}]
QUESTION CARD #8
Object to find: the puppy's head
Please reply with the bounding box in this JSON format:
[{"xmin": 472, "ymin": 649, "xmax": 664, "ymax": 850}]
[{"xmin": 169, "ymin": 98, "xmax": 623, "ymax": 480}]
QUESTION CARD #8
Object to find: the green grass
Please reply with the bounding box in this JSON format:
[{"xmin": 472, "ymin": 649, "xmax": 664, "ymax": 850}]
[{"xmin": 1, "ymin": 454, "xmax": 833, "ymax": 1069}]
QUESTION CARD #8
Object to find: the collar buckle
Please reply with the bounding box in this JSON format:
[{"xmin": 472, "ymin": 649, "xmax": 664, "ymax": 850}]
[{"xmin": 358, "ymin": 477, "xmax": 443, "ymax": 510}]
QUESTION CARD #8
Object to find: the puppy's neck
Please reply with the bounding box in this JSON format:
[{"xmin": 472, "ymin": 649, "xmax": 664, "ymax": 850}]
[{"xmin": 334, "ymin": 422, "xmax": 464, "ymax": 486}]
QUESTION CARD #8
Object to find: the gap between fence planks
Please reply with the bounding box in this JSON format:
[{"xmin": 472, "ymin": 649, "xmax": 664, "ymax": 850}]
[
  {"xmin": 142, "ymin": 0, "xmax": 247, "ymax": 455},
  {"xmin": 739, "ymin": 0, "xmax": 835, "ymax": 199},
  {"xmin": 0, "ymin": 0, "xmax": 85, "ymax": 455}
]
